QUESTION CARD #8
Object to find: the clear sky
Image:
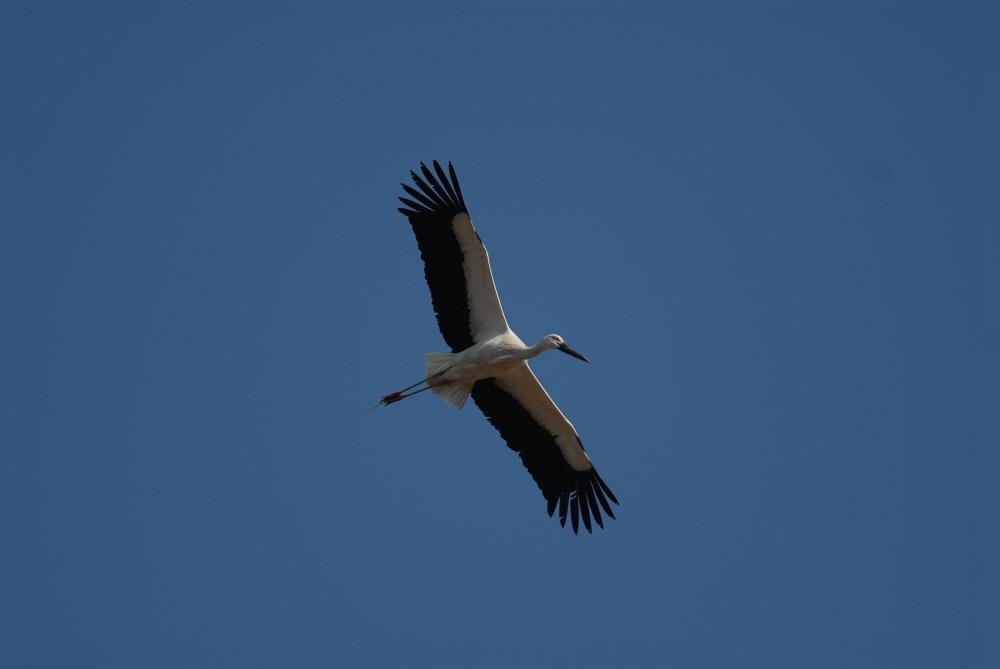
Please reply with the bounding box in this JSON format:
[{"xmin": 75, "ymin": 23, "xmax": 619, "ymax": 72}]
[{"xmin": 2, "ymin": 2, "xmax": 997, "ymax": 668}]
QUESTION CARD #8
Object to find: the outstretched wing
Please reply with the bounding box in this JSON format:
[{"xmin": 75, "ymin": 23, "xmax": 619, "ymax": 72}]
[
  {"xmin": 397, "ymin": 161, "xmax": 510, "ymax": 352},
  {"xmin": 471, "ymin": 364, "xmax": 618, "ymax": 534}
]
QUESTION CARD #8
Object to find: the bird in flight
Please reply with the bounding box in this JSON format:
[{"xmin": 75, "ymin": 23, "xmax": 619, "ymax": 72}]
[{"xmin": 381, "ymin": 161, "xmax": 618, "ymax": 534}]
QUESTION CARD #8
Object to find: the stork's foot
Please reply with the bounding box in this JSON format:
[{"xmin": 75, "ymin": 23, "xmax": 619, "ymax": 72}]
[{"xmin": 380, "ymin": 391, "xmax": 404, "ymax": 406}]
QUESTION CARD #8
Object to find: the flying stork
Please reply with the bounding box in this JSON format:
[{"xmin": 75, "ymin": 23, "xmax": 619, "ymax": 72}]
[{"xmin": 380, "ymin": 160, "xmax": 618, "ymax": 534}]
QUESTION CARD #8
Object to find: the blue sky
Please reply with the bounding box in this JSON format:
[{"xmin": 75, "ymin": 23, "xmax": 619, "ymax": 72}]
[{"xmin": 2, "ymin": 2, "xmax": 997, "ymax": 667}]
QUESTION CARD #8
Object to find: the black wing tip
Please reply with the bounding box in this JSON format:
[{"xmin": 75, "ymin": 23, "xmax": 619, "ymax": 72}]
[
  {"xmin": 420, "ymin": 160, "xmax": 449, "ymax": 176},
  {"xmin": 552, "ymin": 471, "xmax": 618, "ymax": 535},
  {"xmin": 398, "ymin": 196, "xmax": 428, "ymax": 214},
  {"xmin": 595, "ymin": 472, "xmax": 619, "ymax": 505},
  {"xmin": 579, "ymin": 490, "xmax": 593, "ymax": 533},
  {"xmin": 469, "ymin": 380, "xmax": 615, "ymax": 536},
  {"xmin": 398, "ymin": 160, "xmax": 467, "ymax": 217}
]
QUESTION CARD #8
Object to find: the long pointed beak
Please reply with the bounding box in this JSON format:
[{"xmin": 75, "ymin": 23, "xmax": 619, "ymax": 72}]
[{"xmin": 558, "ymin": 343, "xmax": 589, "ymax": 363}]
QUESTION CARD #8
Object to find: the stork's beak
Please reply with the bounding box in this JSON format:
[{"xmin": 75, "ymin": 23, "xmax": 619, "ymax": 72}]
[{"xmin": 558, "ymin": 343, "xmax": 589, "ymax": 363}]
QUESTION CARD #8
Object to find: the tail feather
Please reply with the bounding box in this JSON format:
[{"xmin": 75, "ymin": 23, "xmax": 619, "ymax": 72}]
[
  {"xmin": 424, "ymin": 352, "xmax": 454, "ymax": 378},
  {"xmin": 431, "ymin": 381, "xmax": 473, "ymax": 408},
  {"xmin": 424, "ymin": 352, "xmax": 471, "ymax": 409}
]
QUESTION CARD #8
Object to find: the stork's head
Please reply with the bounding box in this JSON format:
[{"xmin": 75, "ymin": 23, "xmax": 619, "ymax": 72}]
[{"xmin": 543, "ymin": 334, "xmax": 589, "ymax": 363}]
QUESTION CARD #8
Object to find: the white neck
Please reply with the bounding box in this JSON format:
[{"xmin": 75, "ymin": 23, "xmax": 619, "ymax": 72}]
[{"xmin": 519, "ymin": 339, "xmax": 553, "ymax": 361}]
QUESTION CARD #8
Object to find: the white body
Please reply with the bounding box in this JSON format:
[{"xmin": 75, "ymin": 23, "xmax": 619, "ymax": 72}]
[
  {"xmin": 429, "ymin": 331, "xmax": 529, "ymax": 387},
  {"xmin": 396, "ymin": 161, "xmax": 617, "ymax": 533},
  {"xmin": 425, "ymin": 331, "xmax": 593, "ymax": 472}
]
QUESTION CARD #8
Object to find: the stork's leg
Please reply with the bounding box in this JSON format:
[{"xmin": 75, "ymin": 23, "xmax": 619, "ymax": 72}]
[
  {"xmin": 379, "ymin": 367, "xmax": 449, "ymax": 406},
  {"xmin": 380, "ymin": 385, "xmax": 433, "ymax": 405}
]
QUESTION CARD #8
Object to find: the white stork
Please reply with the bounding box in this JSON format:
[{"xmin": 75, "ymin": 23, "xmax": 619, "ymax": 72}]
[{"xmin": 381, "ymin": 161, "xmax": 618, "ymax": 534}]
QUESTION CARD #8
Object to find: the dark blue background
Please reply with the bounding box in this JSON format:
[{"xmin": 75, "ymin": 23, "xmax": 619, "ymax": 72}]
[{"xmin": 3, "ymin": 2, "xmax": 997, "ymax": 667}]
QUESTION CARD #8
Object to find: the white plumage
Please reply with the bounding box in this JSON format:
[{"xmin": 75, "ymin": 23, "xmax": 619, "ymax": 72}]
[{"xmin": 381, "ymin": 161, "xmax": 618, "ymax": 534}]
